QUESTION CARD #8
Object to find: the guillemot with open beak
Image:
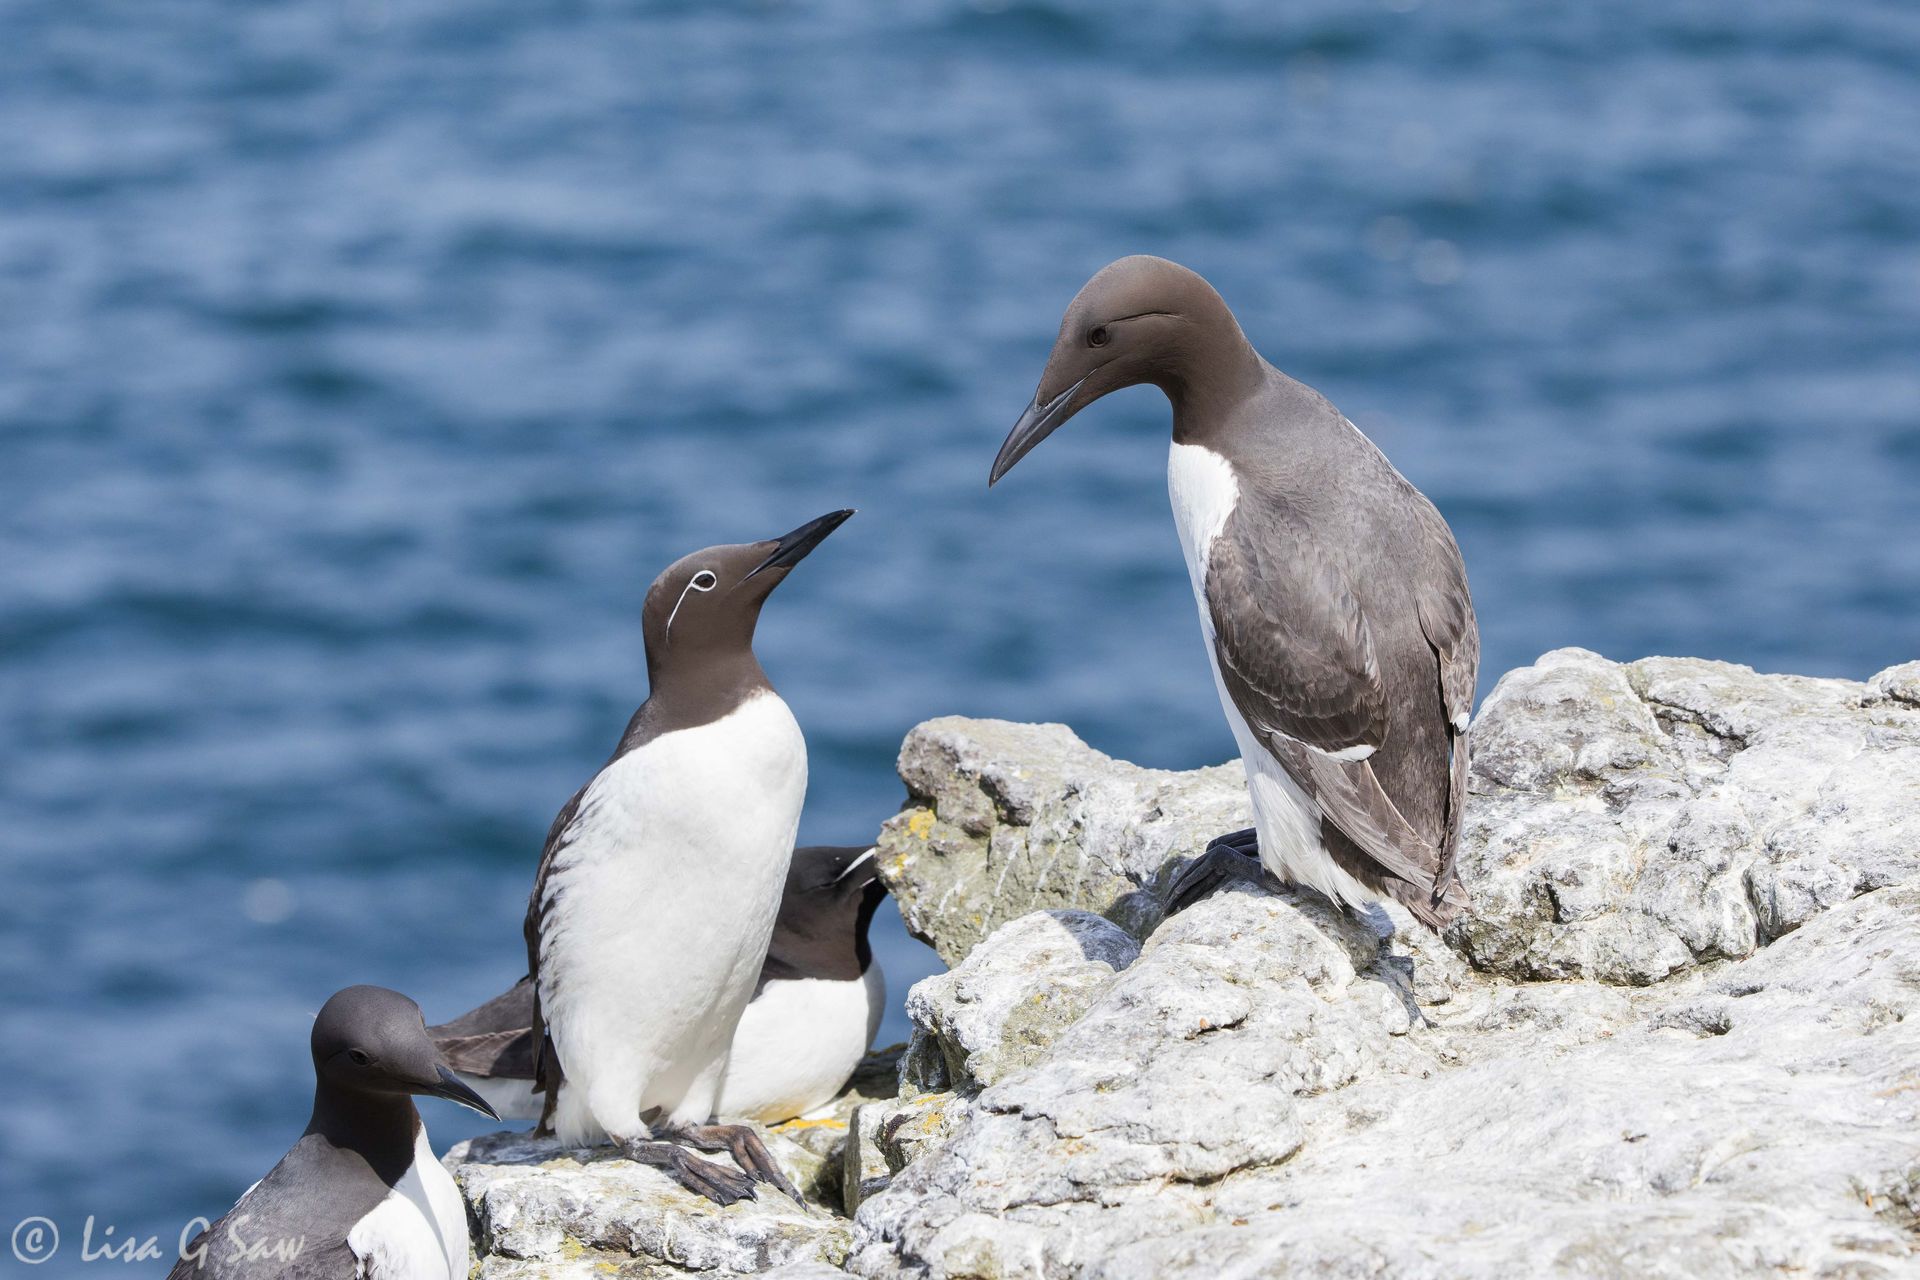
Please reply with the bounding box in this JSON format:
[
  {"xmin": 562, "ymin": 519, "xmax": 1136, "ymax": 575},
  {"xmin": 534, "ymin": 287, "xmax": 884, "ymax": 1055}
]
[
  {"xmin": 518, "ymin": 511, "xmax": 851, "ymax": 1205},
  {"xmin": 433, "ymin": 843, "xmax": 888, "ymax": 1126},
  {"xmin": 991, "ymin": 256, "xmax": 1477, "ymax": 929},
  {"xmin": 169, "ymin": 985, "xmax": 499, "ymax": 1280}
]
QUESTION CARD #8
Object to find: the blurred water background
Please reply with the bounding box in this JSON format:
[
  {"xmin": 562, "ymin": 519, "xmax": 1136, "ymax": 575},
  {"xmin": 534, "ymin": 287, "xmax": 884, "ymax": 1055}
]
[{"xmin": 3, "ymin": 0, "xmax": 1919, "ymax": 1264}]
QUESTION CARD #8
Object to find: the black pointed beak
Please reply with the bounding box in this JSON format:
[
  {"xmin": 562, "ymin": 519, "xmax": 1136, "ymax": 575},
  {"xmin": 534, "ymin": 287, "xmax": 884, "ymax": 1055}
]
[
  {"xmin": 430, "ymin": 1064, "xmax": 500, "ymax": 1121},
  {"xmin": 989, "ymin": 376, "xmax": 1087, "ymax": 487},
  {"xmin": 744, "ymin": 509, "xmax": 855, "ymax": 581}
]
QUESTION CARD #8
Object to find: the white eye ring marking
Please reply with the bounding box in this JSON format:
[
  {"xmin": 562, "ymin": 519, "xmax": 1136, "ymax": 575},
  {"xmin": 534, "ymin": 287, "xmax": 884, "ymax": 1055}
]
[{"xmin": 665, "ymin": 569, "xmax": 719, "ymax": 642}]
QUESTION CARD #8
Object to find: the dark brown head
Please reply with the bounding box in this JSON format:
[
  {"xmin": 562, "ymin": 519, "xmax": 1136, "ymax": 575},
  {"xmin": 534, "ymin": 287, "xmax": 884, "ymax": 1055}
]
[
  {"xmin": 767, "ymin": 845, "xmax": 888, "ymax": 980},
  {"xmin": 310, "ymin": 985, "xmax": 498, "ymax": 1119},
  {"xmin": 640, "ymin": 509, "xmax": 855, "ymax": 684},
  {"xmin": 989, "ymin": 255, "xmax": 1260, "ymax": 485}
]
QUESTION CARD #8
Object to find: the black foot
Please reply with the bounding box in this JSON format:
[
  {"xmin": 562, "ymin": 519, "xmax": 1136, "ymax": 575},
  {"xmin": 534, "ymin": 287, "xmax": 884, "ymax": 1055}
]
[
  {"xmin": 621, "ymin": 1137, "xmax": 757, "ymax": 1206},
  {"xmin": 1209, "ymin": 826, "xmax": 1260, "ymax": 857},
  {"xmin": 1164, "ymin": 829, "xmax": 1266, "ymax": 914},
  {"xmin": 671, "ymin": 1122, "xmax": 804, "ymax": 1203}
]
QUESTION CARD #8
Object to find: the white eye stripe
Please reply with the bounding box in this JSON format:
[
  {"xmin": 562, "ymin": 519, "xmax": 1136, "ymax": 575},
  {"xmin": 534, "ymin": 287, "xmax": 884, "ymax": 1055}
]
[{"xmin": 665, "ymin": 569, "xmax": 719, "ymax": 641}]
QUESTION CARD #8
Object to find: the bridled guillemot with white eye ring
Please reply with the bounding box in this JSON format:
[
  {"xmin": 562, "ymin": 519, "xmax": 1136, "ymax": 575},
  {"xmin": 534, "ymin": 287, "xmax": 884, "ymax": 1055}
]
[{"xmin": 513, "ymin": 510, "xmax": 852, "ymax": 1205}]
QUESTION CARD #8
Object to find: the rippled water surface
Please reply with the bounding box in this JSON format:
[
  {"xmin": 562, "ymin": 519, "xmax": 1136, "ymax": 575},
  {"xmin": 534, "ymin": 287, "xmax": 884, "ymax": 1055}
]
[{"xmin": 4, "ymin": 0, "xmax": 1918, "ymax": 1259}]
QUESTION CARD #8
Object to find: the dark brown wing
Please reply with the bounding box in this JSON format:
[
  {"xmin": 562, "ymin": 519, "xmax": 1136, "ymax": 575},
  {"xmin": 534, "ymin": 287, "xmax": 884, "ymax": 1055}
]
[
  {"xmin": 1206, "ymin": 507, "xmax": 1388, "ymax": 755},
  {"xmin": 1410, "ymin": 498, "xmax": 1479, "ymax": 900},
  {"xmin": 1205, "ymin": 509, "xmax": 1454, "ymax": 918},
  {"xmin": 523, "ymin": 783, "xmax": 588, "ymax": 1125},
  {"xmin": 429, "ymin": 976, "xmax": 538, "ymax": 1078}
]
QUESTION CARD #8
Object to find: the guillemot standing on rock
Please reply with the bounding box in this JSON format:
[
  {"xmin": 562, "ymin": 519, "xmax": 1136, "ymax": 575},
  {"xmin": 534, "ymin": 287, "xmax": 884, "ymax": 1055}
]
[
  {"xmin": 517, "ymin": 511, "xmax": 852, "ymax": 1205},
  {"xmin": 169, "ymin": 985, "xmax": 498, "ymax": 1280},
  {"xmin": 432, "ymin": 843, "xmax": 888, "ymax": 1126},
  {"xmin": 991, "ymin": 256, "xmax": 1477, "ymax": 929}
]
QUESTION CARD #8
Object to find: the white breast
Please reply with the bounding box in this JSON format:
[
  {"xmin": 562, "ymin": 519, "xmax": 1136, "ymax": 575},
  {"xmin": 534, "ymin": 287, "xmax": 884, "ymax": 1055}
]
[
  {"xmin": 1165, "ymin": 441, "xmax": 1374, "ymax": 912},
  {"xmin": 345, "ymin": 1126, "xmax": 467, "ymax": 1280},
  {"xmin": 539, "ymin": 692, "xmax": 808, "ymax": 1139},
  {"xmin": 1167, "ymin": 441, "xmax": 1239, "ymax": 607},
  {"xmin": 716, "ymin": 962, "xmax": 885, "ymax": 1123}
]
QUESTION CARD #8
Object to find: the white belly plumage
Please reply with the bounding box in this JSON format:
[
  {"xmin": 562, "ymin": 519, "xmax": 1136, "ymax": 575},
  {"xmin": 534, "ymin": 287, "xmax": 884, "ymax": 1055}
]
[
  {"xmin": 455, "ymin": 961, "xmax": 886, "ymax": 1128},
  {"xmin": 345, "ymin": 1126, "xmax": 467, "ymax": 1280},
  {"xmin": 717, "ymin": 962, "xmax": 885, "ymax": 1123},
  {"xmin": 538, "ymin": 692, "xmax": 808, "ymax": 1145},
  {"xmin": 1167, "ymin": 441, "xmax": 1375, "ymax": 912}
]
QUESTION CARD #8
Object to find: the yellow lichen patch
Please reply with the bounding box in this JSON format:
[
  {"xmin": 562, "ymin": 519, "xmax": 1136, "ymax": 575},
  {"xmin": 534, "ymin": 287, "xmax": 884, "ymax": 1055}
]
[
  {"xmin": 774, "ymin": 1115, "xmax": 849, "ymax": 1134},
  {"xmin": 559, "ymin": 1236, "xmax": 585, "ymax": 1261},
  {"xmin": 906, "ymin": 809, "xmax": 936, "ymax": 839}
]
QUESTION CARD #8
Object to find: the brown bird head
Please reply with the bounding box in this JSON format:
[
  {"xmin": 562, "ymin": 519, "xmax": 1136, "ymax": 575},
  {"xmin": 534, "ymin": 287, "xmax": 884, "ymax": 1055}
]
[
  {"xmin": 639, "ymin": 509, "xmax": 854, "ymax": 677},
  {"xmin": 310, "ymin": 984, "xmax": 499, "ymax": 1119},
  {"xmin": 990, "ymin": 255, "xmax": 1260, "ymax": 485}
]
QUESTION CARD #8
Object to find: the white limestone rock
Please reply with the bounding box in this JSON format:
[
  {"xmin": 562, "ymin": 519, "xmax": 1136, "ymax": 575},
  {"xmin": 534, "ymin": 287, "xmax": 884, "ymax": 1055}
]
[
  {"xmin": 1451, "ymin": 649, "xmax": 1920, "ymax": 983},
  {"xmin": 875, "ymin": 717, "xmax": 1252, "ymax": 965},
  {"xmin": 448, "ymin": 1129, "xmax": 847, "ymax": 1279},
  {"xmin": 454, "ymin": 651, "xmax": 1920, "ymax": 1279},
  {"xmin": 845, "ymin": 652, "xmax": 1920, "ymax": 1279},
  {"xmin": 901, "ymin": 910, "xmax": 1142, "ymax": 1096}
]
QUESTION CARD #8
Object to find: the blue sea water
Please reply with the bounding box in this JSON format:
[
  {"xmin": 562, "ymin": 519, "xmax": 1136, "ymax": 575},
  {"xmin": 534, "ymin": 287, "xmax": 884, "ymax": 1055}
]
[{"xmin": 3, "ymin": 0, "xmax": 1918, "ymax": 1265}]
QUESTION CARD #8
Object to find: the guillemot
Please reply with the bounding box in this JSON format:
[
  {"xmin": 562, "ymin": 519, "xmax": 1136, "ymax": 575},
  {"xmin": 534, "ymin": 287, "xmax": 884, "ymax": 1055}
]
[
  {"xmin": 432, "ymin": 843, "xmax": 888, "ymax": 1126},
  {"xmin": 518, "ymin": 510, "xmax": 851, "ymax": 1204},
  {"xmin": 991, "ymin": 256, "xmax": 1477, "ymax": 928},
  {"xmin": 169, "ymin": 985, "xmax": 498, "ymax": 1280}
]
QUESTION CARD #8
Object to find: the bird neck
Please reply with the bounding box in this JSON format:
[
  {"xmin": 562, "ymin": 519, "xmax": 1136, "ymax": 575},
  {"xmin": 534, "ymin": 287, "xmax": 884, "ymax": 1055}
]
[
  {"xmin": 628, "ymin": 647, "xmax": 772, "ymax": 748},
  {"xmin": 853, "ymin": 878, "xmax": 886, "ymax": 972},
  {"xmin": 1158, "ymin": 306, "xmax": 1269, "ymax": 447},
  {"xmin": 306, "ymin": 1080, "xmax": 420, "ymax": 1183}
]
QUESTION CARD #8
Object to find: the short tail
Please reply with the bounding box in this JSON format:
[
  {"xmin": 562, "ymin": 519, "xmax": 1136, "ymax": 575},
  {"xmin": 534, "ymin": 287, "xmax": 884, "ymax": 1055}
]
[{"xmin": 1387, "ymin": 872, "xmax": 1468, "ymax": 932}]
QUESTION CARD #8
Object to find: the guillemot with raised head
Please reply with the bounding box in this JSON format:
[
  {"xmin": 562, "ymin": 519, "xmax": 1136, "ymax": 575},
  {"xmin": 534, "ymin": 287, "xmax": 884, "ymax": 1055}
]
[{"xmin": 517, "ymin": 511, "xmax": 852, "ymax": 1204}]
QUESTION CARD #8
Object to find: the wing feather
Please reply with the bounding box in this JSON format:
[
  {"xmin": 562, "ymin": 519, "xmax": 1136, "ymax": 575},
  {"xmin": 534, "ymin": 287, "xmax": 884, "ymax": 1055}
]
[
  {"xmin": 523, "ymin": 783, "xmax": 589, "ymax": 1123},
  {"xmin": 1205, "ymin": 509, "xmax": 1453, "ymax": 907},
  {"xmin": 1411, "ymin": 500, "xmax": 1479, "ymax": 898}
]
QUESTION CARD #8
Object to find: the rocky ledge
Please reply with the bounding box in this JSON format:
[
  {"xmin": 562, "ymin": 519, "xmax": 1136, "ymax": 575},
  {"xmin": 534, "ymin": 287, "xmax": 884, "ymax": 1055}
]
[{"xmin": 451, "ymin": 650, "xmax": 1920, "ymax": 1279}]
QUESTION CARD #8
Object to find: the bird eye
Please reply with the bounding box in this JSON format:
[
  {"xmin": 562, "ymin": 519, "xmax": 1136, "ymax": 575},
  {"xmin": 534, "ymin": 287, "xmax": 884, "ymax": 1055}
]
[
  {"xmin": 1088, "ymin": 325, "xmax": 1110, "ymax": 348},
  {"xmin": 691, "ymin": 571, "xmax": 718, "ymax": 591},
  {"xmin": 347, "ymin": 1049, "xmax": 372, "ymax": 1066}
]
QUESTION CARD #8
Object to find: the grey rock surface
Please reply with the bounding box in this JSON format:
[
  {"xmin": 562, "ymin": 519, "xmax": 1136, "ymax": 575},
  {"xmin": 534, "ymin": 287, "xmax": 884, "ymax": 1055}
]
[
  {"xmin": 446, "ymin": 1047, "xmax": 906, "ymax": 1280},
  {"xmin": 449, "ymin": 1128, "xmax": 847, "ymax": 1279},
  {"xmin": 841, "ymin": 1092, "xmax": 968, "ymax": 1217},
  {"xmin": 1453, "ymin": 649, "xmax": 1920, "ymax": 983},
  {"xmin": 876, "ymin": 718, "xmax": 1251, "ymax": 965},
  {"xmin": 455, "ymin": 651, "xmax": 1920, "ymax": 1278},
  {"xmin": 846, "ymin": 651, "xmax": 1920, "ymax": 1279},
  {"xmin": 901, "ymin": 909, "xmax": 1141, "ymax": 1096}
]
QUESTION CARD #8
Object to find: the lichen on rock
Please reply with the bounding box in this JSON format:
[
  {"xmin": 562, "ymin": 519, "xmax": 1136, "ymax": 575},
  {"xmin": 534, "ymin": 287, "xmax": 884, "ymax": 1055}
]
[{"xmin": 452, "ymin": 650, "xmax": 1920, "ymax": 1279}]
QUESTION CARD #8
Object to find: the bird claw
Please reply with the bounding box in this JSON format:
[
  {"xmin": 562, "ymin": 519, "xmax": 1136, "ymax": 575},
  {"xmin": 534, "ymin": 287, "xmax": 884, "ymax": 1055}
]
[
  {"xmin": 670, "ymin": 1123, "xmax": 804, "ymax": 1203},
  {"xmin": 620, "ymin": 1138, "xmax": 757, "ymax": 1206},
  {"xmin": 1164, "ymin": 832, "xmax": 1266, "ymax": 914}
]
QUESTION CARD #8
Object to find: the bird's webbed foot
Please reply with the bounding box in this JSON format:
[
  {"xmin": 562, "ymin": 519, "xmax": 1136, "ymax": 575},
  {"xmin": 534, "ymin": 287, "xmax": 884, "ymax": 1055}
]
[
  {"xmin": 1164, "ymin": 828, "xmax": 1267, "ymax": 914},
  {"xmin": 620, "ymin": 1135, "xmax": 758, "ymax": 1206},
  {"xmin": 666, "ymin": 1121, "xmax": 804, "ymax": 1203}
]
